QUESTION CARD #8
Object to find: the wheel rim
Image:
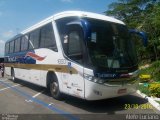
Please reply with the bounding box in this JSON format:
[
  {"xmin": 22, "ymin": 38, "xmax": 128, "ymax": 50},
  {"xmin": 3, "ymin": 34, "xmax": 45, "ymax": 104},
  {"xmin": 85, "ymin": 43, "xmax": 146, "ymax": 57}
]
[{"xmin": 51, "ymin": 81, "xmax": 58, "ymax": 95}]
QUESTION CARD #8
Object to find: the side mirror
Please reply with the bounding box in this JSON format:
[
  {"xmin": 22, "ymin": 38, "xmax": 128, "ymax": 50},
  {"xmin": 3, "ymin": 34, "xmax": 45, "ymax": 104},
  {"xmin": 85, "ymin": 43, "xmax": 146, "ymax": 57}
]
[{"xmin": 129, "ymin": 29, "xmax": 148, "ymax": 47}]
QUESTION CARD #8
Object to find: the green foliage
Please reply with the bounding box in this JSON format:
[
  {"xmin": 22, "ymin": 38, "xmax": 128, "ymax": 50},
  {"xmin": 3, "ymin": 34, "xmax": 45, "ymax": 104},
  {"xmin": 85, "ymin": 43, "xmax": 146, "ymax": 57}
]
[
  {"xmin": 106, "ymin": 0, "xmax": 160, "ymax": 62},
  {"xmin": 138, "ymin": 84, "xmax": 150, "ymax": 96},
  {"xmin": 139, "ymin": 74, "xmax": 151, "ymax": 82},
  {"xmin": 149, "ymin": 83, "xmax": 160, "ymax": 98},
  {"xmin": 139, "ymin": 61, "xmax": 160, "ymax": 82},
  {"xmin": 150, "ymin": 61, "xmax": 160, "ymax": 82},
  {"xmin": 139, "ymin": 83, "xmax": 160, "ymax": 98}
]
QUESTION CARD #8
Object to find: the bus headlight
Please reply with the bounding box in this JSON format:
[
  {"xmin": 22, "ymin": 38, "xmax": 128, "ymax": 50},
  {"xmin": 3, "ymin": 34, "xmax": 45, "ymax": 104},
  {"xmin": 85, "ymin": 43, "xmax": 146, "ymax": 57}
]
[
  {"xmin": 84, "ymin": 74, "xmax": 94, "ymax": 81},
  {"xmin": 84, "ymin": 74, "xmax": 105, "ymax": 84}
]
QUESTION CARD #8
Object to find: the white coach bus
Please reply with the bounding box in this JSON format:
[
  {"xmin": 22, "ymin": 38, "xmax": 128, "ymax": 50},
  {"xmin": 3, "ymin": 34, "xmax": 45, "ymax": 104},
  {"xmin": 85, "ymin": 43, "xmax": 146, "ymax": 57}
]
[{"xmin": 4, "ymin": 11, "xmax": 147, "ymax": 100}]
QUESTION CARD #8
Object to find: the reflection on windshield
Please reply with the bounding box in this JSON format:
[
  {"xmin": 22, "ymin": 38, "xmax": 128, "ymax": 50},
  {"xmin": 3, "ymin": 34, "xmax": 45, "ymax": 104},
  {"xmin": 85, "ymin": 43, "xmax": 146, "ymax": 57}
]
[{"xmin": 86, "ymin": 19, "xmax": 137, "ymax": 69}]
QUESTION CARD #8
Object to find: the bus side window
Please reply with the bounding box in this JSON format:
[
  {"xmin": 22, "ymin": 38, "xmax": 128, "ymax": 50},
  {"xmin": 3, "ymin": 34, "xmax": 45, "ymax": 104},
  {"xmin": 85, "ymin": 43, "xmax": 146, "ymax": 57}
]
[
  {"xmin": 40, "ymin": 23, "xmax": 57, "ymax": 52},
  {"xmin": 9, "ymin": 40, "xmax": 15, "ymax": 53},
  {"xmin": 15, "ymin": 38, "xmax": 21, "ymax": 52},
  {"xmin": 21, "ymin": 35, "xmax": 29, "ymax": 51},
  {"xmin": 67, "ymin": 26, "xmax": 83, "ymax": 64},
  {"xmin": 29, "ymin": 29, "xmax": 40, "ymax": 49},
  {"xmin": 5, "ymin": 42, "xmax": 9, "ymax": 54}
]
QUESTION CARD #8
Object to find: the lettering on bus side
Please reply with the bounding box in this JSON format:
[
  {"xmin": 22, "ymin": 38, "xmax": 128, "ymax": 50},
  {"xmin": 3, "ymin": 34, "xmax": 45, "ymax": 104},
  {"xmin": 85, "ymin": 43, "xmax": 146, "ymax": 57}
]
[
  {"xmin": 57, "ymin": 59, "xmax": 66, "ymax": 64},
  {"xmin": 96, "ymin": 73, "xmax": 117, "ymax": 78},
  {"xmin": 8, "ymin": 56, "xmax": 36, "ymax": 64},
  {"xmin": 8, "ymin": 57, "xmax": 17, "ymax": 62}
]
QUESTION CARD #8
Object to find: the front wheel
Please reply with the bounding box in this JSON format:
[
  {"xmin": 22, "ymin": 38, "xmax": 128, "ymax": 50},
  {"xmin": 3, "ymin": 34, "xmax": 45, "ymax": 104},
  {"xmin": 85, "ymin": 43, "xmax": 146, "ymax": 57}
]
[{"xmin": 50, "ymin": 78, "xmax": 62, "ymax": 100}]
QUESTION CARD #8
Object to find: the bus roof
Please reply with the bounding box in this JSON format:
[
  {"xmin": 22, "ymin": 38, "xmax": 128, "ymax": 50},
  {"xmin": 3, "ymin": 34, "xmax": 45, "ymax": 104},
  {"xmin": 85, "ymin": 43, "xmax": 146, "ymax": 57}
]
[
  {"xmin": 21, "ymin": 11, "xmax": 125, "ymax": 35},
  {"xmin": 6, "ymin": 33, "xmax": 23, "ymax": 43},
  {"xmin": 54, "ymin": 11, "xmax": 124, "ymax": 25}
]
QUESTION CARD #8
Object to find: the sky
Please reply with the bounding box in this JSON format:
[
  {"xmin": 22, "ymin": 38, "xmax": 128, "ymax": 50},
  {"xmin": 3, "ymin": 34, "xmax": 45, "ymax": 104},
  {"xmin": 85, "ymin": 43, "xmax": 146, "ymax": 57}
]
[{"xmin": 0, "ymin": 0, "xmax": 117, "ymax": 57}]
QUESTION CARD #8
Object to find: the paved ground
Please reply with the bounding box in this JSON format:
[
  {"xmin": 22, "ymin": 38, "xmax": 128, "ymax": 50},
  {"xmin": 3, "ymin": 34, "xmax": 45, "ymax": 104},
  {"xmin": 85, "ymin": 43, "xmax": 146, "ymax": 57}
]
[{"xmin": 0, "ymin": 76, "xmax": 159, "ymax": 120}]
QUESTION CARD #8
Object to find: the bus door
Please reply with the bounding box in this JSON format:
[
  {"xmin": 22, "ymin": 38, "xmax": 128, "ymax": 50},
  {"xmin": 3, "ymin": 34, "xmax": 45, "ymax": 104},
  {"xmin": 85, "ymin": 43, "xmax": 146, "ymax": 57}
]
[{"xmin": 61, "ymin": 24, "xmax": 85, "ymax": 98}]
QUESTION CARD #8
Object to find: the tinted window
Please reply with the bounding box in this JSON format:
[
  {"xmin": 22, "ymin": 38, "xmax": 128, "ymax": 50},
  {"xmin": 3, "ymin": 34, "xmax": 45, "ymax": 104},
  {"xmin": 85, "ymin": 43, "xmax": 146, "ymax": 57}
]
[
  {"xmin": 86, "ymin": 18, "xmax": 137, "ymax": 69},
  {"xmin": 67, "ymin": 28, "xmax": 83, "ymax": 64},
  {"xmin": 40, "ymin": 23, "xmax": 57, "ymax": 51},
  {"xmin": 5, "ymin": 43, "xmax": 9, "ymax": 54},
  {"xmin": 29, "ymin": 29, "xmax": 40, "ymax": 49},
  {"xmin": 15, "ymin": 38, "xmax": 21, "ymax": 52},
  {"xmin": 56, "ymin": 17, "xmax": 79, "ymax": 46},
  {"xmin": 56, "ymin": 17, "xmax": 84, "ymax": 64},
  {"xmin": 9, "ymin": 41, "xmax": 14, "ymax": 53},
  {"xmin": 68, "ymin": 31, "xmax": 82, "ymax": 55},
  {"xmin": 21, "ymin": 35, "xmax": 29, "ymax": 51}
]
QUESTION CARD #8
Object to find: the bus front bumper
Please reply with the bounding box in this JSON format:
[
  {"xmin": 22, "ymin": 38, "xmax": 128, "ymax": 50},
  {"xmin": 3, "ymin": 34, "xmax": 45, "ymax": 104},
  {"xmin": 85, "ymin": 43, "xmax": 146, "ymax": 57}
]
[{"xmin": 84, "ymin": 80, "xmax": 139, "ymax": 100}]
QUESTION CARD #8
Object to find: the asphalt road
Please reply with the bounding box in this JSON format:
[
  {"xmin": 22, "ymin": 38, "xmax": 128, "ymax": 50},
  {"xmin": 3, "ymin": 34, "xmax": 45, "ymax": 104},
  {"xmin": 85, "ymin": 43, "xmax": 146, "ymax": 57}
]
[{"xmin": 0, "ymin": 76, "xmax": 159, "ymax": 120}]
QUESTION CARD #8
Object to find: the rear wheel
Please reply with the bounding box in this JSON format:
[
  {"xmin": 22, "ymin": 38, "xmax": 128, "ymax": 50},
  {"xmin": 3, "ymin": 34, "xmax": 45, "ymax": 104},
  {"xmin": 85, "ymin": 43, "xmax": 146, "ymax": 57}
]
[{"xmin": 49, "ymin": 75, "xmax": 62, "ymax": 100}]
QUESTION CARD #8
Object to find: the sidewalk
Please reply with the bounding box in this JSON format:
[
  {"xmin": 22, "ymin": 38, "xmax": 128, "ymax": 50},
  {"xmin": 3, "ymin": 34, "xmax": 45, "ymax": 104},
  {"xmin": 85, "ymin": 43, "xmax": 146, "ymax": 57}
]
[{"xmin": 137, "ymin": 90, "xmax": 160, "ymax": 112}]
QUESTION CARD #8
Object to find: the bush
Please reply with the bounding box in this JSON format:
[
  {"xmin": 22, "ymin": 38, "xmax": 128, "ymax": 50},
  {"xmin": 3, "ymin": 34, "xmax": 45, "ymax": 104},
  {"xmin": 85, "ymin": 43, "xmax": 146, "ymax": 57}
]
[
  {"xmin": 139, "ymin": 74, "xmax": 151, "ymax": 82},
  {"xmin": 139, "ymin": 61, "xmax": 160, "ymax": 82},
  {"xmin": 151, "ymin": 61, "xmax": 160, "ymax": 82},
  {"xmin": 149, "ymin": 83, "xmax": 160, "ymax": 98},
  {"xmin": 138, "ymin": 84, "xmax": 151, "ymax": 96}
]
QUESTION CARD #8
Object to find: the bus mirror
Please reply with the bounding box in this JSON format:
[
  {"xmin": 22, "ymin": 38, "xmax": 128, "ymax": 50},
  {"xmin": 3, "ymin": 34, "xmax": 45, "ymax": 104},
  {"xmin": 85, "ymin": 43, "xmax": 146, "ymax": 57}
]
[{"xmin": 129, "ymin": 29, "xmax": 148, "ymax": 47}]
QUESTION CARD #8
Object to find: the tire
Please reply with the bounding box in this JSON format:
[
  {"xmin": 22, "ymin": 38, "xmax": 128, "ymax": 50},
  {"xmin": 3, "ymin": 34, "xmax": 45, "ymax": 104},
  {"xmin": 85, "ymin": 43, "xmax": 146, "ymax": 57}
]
[
  {"xmin": 11, "ymin": 69, "xmax": 16, "ymax": 82},
  {"xmin": 49, "ymin": 75, "xmax": 62, "ymax": 100}
]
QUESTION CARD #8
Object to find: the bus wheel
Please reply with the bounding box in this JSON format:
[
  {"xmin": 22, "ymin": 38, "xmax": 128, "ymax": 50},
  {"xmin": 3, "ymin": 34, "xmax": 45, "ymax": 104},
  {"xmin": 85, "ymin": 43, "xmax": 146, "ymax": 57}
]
[
  {"xmin": 50, "ymin": 77, "xmax": 62, "ymax": 100},
  {"xmin": 11, "ymin": 69, "xmax": 16, "ymax": 82}
]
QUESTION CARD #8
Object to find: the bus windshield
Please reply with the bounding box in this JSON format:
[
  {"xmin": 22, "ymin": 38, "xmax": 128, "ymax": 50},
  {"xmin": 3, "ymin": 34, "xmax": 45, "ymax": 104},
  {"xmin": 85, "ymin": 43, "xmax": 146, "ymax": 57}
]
[{"xmin": 86, "ymin": 19, "xmax": 138, "ymax": 69}]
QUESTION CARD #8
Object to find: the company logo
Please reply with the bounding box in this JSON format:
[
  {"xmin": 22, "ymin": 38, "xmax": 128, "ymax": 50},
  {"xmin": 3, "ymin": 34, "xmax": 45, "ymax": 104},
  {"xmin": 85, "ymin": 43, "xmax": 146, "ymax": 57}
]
[
  {"xmin": 25, "ymin": 52, "xmax": 46, "ymax": 61},
  {"xmin": 96, "ymin": 73, "xmax": 117, "ymax": 78}
]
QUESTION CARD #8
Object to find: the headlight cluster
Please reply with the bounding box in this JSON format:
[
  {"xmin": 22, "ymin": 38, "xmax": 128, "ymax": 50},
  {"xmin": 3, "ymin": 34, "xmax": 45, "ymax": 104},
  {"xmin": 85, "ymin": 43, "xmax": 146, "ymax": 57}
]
[
  {"xmin": 84, "ymin": 74, "xmax": 105, "ymax": 84},
  {"xmin": 83, "ymin": 73, "xmax": 137, "ymax": 86}
]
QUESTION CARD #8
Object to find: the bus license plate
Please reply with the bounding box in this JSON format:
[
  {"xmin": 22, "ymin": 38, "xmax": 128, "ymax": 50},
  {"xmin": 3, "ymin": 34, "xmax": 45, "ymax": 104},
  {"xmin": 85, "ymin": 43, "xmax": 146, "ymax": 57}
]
[{"xmin": 117, "ymin": 88, "xmax": 127, "ymax": 94}]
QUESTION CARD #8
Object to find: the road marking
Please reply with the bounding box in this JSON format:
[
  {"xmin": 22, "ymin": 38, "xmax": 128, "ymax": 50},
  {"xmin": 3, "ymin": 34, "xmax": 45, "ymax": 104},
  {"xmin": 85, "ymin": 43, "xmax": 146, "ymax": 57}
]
[
  {"xmin": 0, "ymin": 81, "xmax": 79, "ymax": 120},
  {"xmin": 25, "ymin": 99, "xmax": 33, "ymax": 103},
  {"xmin": 0, "ymin": 84, "xmax": 20, "ymax": 92},
  {"xmin": 32, "ymin": 90, "xmax": 45, "ymax": 98},
  {"xmin": 25, "ymin": 90, "xmax": 45, "ymax": 103},
  {"xmin": 48, "ymin": 103, "xmax": 55, "ymax": 106}
]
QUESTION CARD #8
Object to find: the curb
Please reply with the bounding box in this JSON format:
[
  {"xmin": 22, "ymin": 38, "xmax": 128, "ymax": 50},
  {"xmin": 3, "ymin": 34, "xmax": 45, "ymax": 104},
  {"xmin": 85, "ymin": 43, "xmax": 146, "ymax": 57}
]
[{"xmin": 137, "ymin": 90, "xmax": 160, "ymax": 111}]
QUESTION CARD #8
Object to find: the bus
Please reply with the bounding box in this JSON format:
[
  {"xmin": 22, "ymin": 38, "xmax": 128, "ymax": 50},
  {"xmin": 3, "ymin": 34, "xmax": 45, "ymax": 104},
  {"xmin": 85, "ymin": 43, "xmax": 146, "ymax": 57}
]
[{"xmin": 4, "ymin": 11, "xmax": 147, "ymax": 100}]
